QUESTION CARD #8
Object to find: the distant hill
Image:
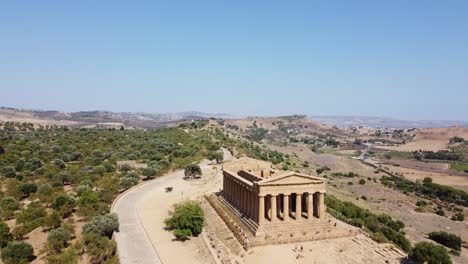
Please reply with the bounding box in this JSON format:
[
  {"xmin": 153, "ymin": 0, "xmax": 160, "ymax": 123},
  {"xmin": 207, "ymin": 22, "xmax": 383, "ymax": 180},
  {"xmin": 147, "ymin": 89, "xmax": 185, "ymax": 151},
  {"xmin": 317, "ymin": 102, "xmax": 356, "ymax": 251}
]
[
  {"xmin": 0, "ymin": 107, "xmax": 232, "ymax": 129},
  {"xmin": 311, "ymin": 115, "xmax": 468, "ymax": 129}
]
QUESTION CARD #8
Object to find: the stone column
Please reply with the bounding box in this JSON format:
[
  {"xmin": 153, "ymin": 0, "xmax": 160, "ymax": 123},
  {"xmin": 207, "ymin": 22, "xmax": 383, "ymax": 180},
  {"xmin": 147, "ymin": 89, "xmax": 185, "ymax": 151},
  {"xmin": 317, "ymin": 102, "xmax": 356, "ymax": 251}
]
[
  {"xmin": 241, "ymin": 186, "xmax": 245, "ymax": 213},
  {"xmin": 283, "ymin": 194, "xmax": 289, "ymax": 221},
  {"xmin": 270, "ymin": 195, "xmax": 277, "ymax": 222},
  {"xmin": 319, "ymin": 192, "xmax": 325, "ymax": 218},
  {"xmin": 296, "ymin": 193, "xmax": 302, "ymax": 220},
  {"xmin": 258, "ymin": 195, "xmax": 265, "ymax": 224},
  {"xmin": 307, "ymin": 193, "xmax": 313, "ymax": 220}
]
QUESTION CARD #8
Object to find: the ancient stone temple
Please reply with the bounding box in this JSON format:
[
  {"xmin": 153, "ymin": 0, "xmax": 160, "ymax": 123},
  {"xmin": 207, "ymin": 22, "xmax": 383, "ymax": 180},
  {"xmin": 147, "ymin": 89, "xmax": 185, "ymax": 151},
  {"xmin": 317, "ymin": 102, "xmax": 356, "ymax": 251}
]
[{"xmin": 221, "ymin": 158, "xmax": 327, "ymax": 237}]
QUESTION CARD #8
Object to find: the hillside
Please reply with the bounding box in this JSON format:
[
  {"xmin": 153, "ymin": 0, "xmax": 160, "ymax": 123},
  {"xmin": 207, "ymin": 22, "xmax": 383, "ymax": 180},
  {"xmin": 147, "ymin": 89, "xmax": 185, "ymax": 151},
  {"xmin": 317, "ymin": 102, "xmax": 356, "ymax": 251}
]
[{"xmin": 0, "ymin": 107, "xmax": 230, "ymax": 129}]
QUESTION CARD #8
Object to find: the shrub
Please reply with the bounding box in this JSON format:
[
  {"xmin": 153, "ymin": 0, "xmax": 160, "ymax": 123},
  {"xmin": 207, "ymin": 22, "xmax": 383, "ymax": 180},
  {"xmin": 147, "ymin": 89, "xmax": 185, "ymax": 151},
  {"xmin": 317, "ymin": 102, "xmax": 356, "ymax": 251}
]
[
  {"xmin": 207, "ymin": 151, "xmax": 223, "ymax": 164},
  {"xmin": 82, "ymin": 213, "xmax": 119, "ymax": 238},
  {"xmin": 1, "ymin": 166, "xmax": 16, "ymax": 178},
  {"xmin": 184, "ymin": 164, "xmax": 202, "ymax": 179},
  {"xmin": 416, "ymin": 200, "xmax": 428, "ymax": 207},
  {"xmin": 16, "ymin": 202, "xmax": 47, "ymax": 226},
  {"xmin": 435, "ymin": 209, "xmax": 445, "ymax": 216},
  {"xmin": 423, "ymin": 177, "xmax": 433, "ymax": 183},
  {"xmin": 359, "ymin": 179, "xmax": 366, "ymax": 185},
  {"xmin": 53, "ymin": 159, "xmax": 66, "ymax": 169},
  {"xmin": 37, "ymin": 183, "xmax": 54, "ymax": 202},
  {"xmin": 51, "ymin": 194, "xmax": 75, "ymax": 217},
  {"xmin": 120, "ymin": 176, "xmax": 139, "ymax": 191},
  {"xmin": 19, "ymin": 183, "xmax": 38, "ymax": 197},
  {"xmin": 1, "ymin": 241, "xmax": 35, "ymax": 264},
  {"xmin": 43, "ymin": 211, "xmax": 62, "ymax": 230},
  {"xmin": 142, "ymin": 167, "xmax": 157, "ymax": 180},
  {"xmin": 47, "ymin": 227, "xmax": 71, "ymax": 252},
  {"xmin": 0, "ymin": 197, "xmax": 19, "ymax": 218},
  {"xmin": 45, "ymin": 247, "xmax": 79, "ymax": 264},
  {"xmin": 83, "ymin": 232, "xmax": 117, "ymax": 264},
  {"xmin": 451, "ymin": 212, "xmax": 464, "ymax": 221},
  {"xmin": 164, "ymin": 201, "xmax": 204, "ymax": 240},
  {"xmin": 409, "ymin": 242, "xmax": 451, "ymax": 264},
  {"xmin": 77, "ymin": 190, "xmax": 100, "ymax": 217},
  {"xmin": 0, "ymin": 221, "xmax": 12, "ymax": 248},
  {"xmin": 428, "ymin": 231, "xmax": 462, "ymax": 251}
]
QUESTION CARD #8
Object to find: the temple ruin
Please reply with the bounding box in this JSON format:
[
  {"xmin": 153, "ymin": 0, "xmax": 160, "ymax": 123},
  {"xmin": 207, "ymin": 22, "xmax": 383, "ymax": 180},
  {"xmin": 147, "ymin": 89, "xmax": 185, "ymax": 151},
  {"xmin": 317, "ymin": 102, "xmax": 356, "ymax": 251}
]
[{"xmin": 221, "ymin": 158, "xmax": 328, "ymax": 236}]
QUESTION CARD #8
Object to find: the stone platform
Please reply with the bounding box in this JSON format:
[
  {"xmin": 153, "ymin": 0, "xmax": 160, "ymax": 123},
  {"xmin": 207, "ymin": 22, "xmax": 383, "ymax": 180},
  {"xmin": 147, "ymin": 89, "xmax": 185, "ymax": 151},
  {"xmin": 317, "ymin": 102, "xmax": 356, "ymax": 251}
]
[{"xmin": 207, "ymin": 193, "xmax": 360, "ymax": 248}]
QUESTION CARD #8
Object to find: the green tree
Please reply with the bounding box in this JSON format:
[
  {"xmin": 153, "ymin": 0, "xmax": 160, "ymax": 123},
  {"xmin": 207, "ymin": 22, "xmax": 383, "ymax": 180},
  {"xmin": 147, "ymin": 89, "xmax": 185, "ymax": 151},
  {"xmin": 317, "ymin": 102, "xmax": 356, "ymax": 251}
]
[
  {"xmin": 164, "ymin": 201, "xmax": 204, "ymax": 240},
  {"xmin": 47, "ymin": 227, "xmax": 71, "ymax": 253},
  {"xmin": 51, "ymin": 194, "xmax": 75, "ymax": 217},
  {"xmin": 1, "ymin": 241, "xmax": 35, "ymax": 264},
  {"xmin": 82, "ymin": 213, "xmax": 119, "ymax": 238},
  {"xmin": 43, "ymin": 211, "xmax": 62, "ymax": 230},
  {"xmin": 184, "ymin": 164, "xmax": 202, "ymax": 179},
  {"xmin": 120, "ymin": 176, "xmax": 139, "ymax": 191},
  {"xmin": 0, "ymin": 221, "xmax": 12, "ymax": 248},
  {"xmin": 37, "ymin": 183, "xmax": 54, "ymax": 203},
  {"xmin": 142, "ymin": 167, "xmax": 157, "ymax": 180},
  {"xmin": 0, "ymin": 197, "xmax": 19, "ymax": 219},
  {"xmin": 77, "ymin": 190, "xmax": 100, "ymax": 217},
  {"xmin": 45, "ymin": 246, "xmax": 79, "ymax": 264},
  {"xmin": 83, "ymin": 232, "xmax": 117, "ymax": 264},
  {"xmin": 409, "ymin": 242, "xmax": 451, "ymax": 264},
  {"xmin": 19, "ymin": 183, "xmax": 38, "ymax": 197}
]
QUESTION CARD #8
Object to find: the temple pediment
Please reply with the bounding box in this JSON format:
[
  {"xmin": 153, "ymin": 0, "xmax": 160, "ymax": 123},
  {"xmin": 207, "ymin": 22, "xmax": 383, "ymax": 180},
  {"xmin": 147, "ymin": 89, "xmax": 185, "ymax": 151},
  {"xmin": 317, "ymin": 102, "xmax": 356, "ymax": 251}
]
[{"xmin": 258, "ymin": 173, "xmax": 324, "ymax": 186}]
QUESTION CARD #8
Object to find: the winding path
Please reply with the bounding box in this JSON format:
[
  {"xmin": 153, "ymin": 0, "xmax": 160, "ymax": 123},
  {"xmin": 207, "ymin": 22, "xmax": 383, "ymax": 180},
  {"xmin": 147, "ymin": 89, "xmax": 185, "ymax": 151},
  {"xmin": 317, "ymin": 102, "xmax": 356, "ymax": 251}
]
[
  {"xmin": 112, "ymin": 149, "xmax": 233, "ymax": 264},
  {"xmin": 112, "ymin": 169, "xmax": 185, "ymax": 264}
]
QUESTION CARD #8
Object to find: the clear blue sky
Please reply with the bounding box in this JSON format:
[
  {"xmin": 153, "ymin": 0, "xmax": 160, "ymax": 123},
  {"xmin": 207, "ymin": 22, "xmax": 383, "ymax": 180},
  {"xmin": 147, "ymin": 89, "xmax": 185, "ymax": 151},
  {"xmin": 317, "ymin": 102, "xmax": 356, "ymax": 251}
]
[{"xmin": 1, "ymin": 1, "xmax": 467, "ymax": 120}]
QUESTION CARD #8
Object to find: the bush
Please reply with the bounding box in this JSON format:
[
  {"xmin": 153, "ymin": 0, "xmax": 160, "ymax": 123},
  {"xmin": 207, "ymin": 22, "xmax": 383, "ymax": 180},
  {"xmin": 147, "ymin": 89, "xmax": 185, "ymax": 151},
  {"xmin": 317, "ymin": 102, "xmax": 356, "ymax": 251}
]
[
  {"xmin": 77, "ymin": 190, "xmax": 100, "ymax": 217},
  {"xmin": 1, "ymin": 166, "xmax": 16, "ymax": 178},
  {"xmin": 142, "ymin": 167, "xmax": 157, "ymax": 180},
  {"xmin": 37, "ymin": 183, "xmax": 54, "ymax": 202},
  {"xmin": 164, "ymin": 201, "xmax": 204, "ymax": 240},
  {"xmin": 0, "ymin": 221, "xmax": 12, "ymax": 248},
  {"xmin": 428, "ymin": 231, "xmax": 462, "ymax": 251},
  {"xmin": 451, "ymin": 212, "xmax": 464, "ymax": 221},
  {"xmin": 83, "ymin": 232, "xmax": 117, "ymax": 264},
  {"xmin": 82, "ymin": 213, "xmax": 119, "ymax": 238},
  {"xmin": 51, "ymin": 194, "xmax": 75, "ymax": 217},
  {"xmin": 1, "ymin": 241, "xmax": 35, "ymax": 264},
  {"xmin": 409, "ymin": 242, "xmax": 451, "ymax": 264},
  {"xmin": 43, "ymin": 211, "xmax": 62, "ymax": 230},
  {"xmin": 47, "ymin": 227, "xmax": 71, "ymax": 252},
  {"xmin": 359, "ymin": 179, "xmax": 366, "ymax": 185},
  {"xmin": 45, "ymin": 247, "xmax": 79, "ymax": 264},
  {"xmin": 435, "ymin": 209, "xmax": 445, "ymax": 216},
  {"xmin": 0, "ymin": 197, "xmax": 19, "ymax": 218},
  {"xmin": 19, "ymin": 183, "xmax": 38, "ymax": 197},
  {"xmin": 184, "ymin": 164, "xmax": 202, "ymax": 179},
  {"xmin": 120, "ymin": 176, "xmax": 139, "ymax": 191},
  {"xmin": 416, "ymin": 200, "xmax": 428, "ymax": 207},
  {"xmin": 16, "ymin": 202, "xmax": 47, "ymax": 226}
]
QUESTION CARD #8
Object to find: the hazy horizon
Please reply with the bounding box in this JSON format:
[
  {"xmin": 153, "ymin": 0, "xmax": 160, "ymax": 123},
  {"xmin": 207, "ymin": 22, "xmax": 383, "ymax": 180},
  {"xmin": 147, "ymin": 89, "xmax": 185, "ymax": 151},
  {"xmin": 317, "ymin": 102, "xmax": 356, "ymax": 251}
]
[{"xmin": 1, "ymin": 1, "xmax": 467, "ymax": 120}]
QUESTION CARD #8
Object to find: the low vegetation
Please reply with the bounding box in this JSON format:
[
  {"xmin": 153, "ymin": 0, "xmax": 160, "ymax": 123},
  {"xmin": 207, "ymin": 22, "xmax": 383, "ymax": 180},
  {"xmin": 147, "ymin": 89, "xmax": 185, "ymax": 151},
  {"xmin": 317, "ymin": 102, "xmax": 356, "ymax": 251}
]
[
  {"xmin": 409, "ymin": 242, "xmax": 451, "ymax": 264},
  {"xmin": 325, "ymin": 194, "xmax": 411, "ymax": 252},
  {"xmin": 0, "ymin": 123, "xmax": 220, "ymax": 262},
  {"xmin": 164, "ymin": 201, "xmax": 205, "ymax": 240},
  {"xmin": 427, "ymin": 231, "xmax": 462, "ymax": 251},
  {"xmin": 380, "ymin": 175, "xmax": 468, "ymax": 207}
]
